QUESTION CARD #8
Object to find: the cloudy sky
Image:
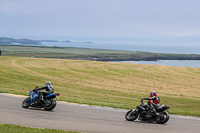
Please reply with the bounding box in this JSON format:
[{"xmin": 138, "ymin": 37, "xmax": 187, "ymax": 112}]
[{"xmin": 0, "ymin": 0, "xmax": 200, "ymax": 41}]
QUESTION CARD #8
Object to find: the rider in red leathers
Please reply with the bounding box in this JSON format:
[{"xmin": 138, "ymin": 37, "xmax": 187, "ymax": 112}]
[
  {"xmin": 149, "ymin": 91, "xmax": 161, "ymax": 106},
  {"xmin": 142, "ymin": 91, "xmax": 161, "ymax": 116}
]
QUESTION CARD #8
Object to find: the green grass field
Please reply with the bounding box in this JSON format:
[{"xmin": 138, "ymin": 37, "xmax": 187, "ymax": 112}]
[
  {"xmin": 0, "ymin": 56, "xmax": 200, "ymax": 117},
  {"xmin": 0, "ymin": 124, "xmax": 77, "ymax": 133}
]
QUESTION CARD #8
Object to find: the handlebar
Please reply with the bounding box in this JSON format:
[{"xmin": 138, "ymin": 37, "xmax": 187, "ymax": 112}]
[{"xmin": 33, "ymin": 86, "xmax": 39, "ymax": 92}]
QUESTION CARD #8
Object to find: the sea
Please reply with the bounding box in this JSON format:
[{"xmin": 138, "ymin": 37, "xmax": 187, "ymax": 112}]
[{"xmin": 41, "ymin": 41, "xmax": 200, "ymax": 68}]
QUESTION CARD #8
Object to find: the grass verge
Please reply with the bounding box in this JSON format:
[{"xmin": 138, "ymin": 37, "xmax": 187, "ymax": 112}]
[{"xmin": 0, "ymin": 124, "xmax": 77, "ymax": 133}]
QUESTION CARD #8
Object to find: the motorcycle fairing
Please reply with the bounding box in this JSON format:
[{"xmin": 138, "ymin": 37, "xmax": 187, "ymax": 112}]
[
  {"xmin": 29, "ymin": 90, "xmax": 39, "ymax": 104},
  {"xmin": 156, "ymin": 105, "xmax": 170, "ymax": 112},
  {"xmin": 45, "ymin": 93, "xmax": 59, "ymax": 98}
]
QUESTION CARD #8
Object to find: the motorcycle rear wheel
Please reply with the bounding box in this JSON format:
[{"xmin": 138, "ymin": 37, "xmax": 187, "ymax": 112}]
[
  {"xmin": 155, "ymin": 112, "xmax": 170, "ymax": 124},
  {"xmin": 44, "ymin": 100, "xmax": 56, "ymax": 111},
  {"xmin": 125, "ymin": 110, "xmax": 138, "ymax": 121},
  {"xmin": 22, "ymin": 97, "xmax": 30, "ymax": 108}
]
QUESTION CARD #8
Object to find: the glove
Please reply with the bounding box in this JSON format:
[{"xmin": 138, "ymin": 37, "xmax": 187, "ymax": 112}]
[
  {"xmin": 151, "ymin": 97, "xmax": 157, "ymax": 100},
  {"xmin": 140, "ymin": 98, "xmax": 144, "ymax": 102}
]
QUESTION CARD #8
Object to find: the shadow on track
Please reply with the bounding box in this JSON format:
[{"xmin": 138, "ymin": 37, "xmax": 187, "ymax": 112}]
[
  {"xmin": 21, "ymin": 107, "xmax": 55, "ymax": 112},
  {"xmin": 125, "ymin": 120, "xmax": 168, "ymax": 125}
]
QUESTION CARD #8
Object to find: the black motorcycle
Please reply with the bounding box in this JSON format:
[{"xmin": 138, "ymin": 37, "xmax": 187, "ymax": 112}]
[{"xmin": 125, "ymin": 98, "xmax": 170, "ymax": 124}]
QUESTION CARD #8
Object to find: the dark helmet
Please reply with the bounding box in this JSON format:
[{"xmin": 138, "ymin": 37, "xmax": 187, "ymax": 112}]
[{"xmin": 150, "ymin": 91, "xmax": 157, "ymax": 97}]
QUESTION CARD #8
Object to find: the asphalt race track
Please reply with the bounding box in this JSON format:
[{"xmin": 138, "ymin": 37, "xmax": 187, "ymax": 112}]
[{"xmin": 0, "ymin": 93, "xmax": 200, "ymax": 133}]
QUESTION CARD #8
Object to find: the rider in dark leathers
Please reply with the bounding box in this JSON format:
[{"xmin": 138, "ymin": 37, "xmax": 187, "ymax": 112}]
[{"xmin": 33, "ymin": 82, "xmax": 54, "ymax": 102}]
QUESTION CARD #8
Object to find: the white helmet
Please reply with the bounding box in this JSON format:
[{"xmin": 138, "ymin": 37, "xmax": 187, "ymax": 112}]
[{"xmin": 45, "ymin": 82, "xmax": 51, "ymax": 86}]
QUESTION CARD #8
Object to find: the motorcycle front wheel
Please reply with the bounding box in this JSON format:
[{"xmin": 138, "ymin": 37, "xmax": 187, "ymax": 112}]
[
  {"xmin": 155, "ymin": 112, "xmax": 170, "ymax": 124},
  {"xmin": 125, "ymin": 110, "xmax": 138, "ymax": 121},
  {"xmin": 22, "ymin": 97, "xmax": 30, "ymax": 108}
]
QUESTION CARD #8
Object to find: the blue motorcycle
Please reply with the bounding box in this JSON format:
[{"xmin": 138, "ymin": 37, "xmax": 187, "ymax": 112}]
[{"xmin": 22, "ymin": 89, "xmax": 60, "ymax": 111}]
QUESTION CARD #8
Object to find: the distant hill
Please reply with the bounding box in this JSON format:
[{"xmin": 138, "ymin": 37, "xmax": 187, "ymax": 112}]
[
  {"xmin": 0, "ymin": 37, "xmax": 41, "ymax": 45},
  {"xmin": 1, "ymin": 45, "xmax": 200, "ymax": 61},
  {"xmin": 38, "ymin": 40, "xmax": 58, "ymax": 42},
  {"xmin": 38, "ymin": 39, "xmax": 93, "ymax": 43}
]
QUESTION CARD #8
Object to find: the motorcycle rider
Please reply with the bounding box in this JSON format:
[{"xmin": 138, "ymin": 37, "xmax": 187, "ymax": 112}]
[
  {"xmin": 142, "ymin": 91, "xmax": 161, "ymax": 116},
  {"xmin": 149, "ymin": 91, "xmax": 161, "ymax": 106},
  {"xmin": 31, "ymin": 82, "xmax": 54, "ymax": 105}
]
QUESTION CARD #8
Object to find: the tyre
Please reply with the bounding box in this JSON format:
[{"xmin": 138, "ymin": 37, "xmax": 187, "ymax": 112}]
[
  {"xmin": 155, "ymin": 112, "xmax": 170, "ymax": 124},
  {"xmin": 125, "ymin": 110, "xmax": 138, "ymax": 121},
  {"xmin": 22, "ymin": 97, "xmax": 30, "ymax": 108},
  {"xmin": 44, "ymin": 100, "xmax": 56, "ymax": 111}
]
